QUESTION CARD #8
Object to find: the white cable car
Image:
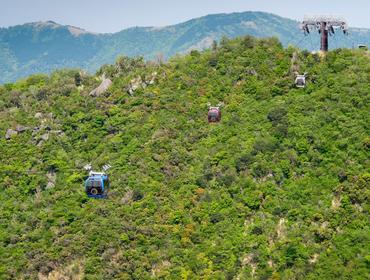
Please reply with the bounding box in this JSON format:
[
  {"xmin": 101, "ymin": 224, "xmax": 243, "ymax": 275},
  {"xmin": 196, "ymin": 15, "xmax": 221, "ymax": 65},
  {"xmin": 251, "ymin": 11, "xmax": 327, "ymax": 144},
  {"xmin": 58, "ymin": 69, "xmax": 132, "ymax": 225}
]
[{"xmin": 295, "ymin": 73, "xmax": 307, "ymax": 88}]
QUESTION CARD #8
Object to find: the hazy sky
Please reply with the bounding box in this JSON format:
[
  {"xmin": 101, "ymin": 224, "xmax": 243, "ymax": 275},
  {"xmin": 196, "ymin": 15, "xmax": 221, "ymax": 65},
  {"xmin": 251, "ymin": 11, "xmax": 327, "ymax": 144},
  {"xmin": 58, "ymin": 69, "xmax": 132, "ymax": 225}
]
[{"xmin": 0, "ymin": 0, "xmax": 369, "ymax": 33}]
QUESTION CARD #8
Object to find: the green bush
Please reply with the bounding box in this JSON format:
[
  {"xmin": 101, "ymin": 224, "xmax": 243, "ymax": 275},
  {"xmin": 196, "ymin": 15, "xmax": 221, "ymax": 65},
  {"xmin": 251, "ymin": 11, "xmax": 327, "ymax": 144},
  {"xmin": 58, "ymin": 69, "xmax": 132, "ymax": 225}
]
[{"xmin": 0, "ymin": 35, "xmax": 369, "ymax": 279}]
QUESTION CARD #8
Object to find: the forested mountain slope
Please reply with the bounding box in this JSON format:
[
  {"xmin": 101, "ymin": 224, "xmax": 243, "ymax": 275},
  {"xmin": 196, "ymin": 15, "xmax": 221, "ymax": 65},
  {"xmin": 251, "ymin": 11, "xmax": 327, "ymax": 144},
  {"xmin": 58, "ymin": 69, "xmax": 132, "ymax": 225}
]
[
  {"xmin": 1, "ymin": 11, "xmax": 370, "ymax": 83},
  {"xmin": 0, "ymin": 36, "xmax": 369, "ymax": 279},
  {"xmin": 0, "ymin": 21, "xmax": 106, "ymax": 84}
]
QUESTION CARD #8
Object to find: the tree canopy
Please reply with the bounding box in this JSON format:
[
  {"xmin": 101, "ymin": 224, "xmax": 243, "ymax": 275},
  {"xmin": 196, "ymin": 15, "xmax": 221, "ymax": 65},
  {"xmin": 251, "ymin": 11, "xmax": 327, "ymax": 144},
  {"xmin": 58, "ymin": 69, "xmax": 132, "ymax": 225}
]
[{"xmin": 0, "ymin": 36, "xmax": 369, "ymax": 279}]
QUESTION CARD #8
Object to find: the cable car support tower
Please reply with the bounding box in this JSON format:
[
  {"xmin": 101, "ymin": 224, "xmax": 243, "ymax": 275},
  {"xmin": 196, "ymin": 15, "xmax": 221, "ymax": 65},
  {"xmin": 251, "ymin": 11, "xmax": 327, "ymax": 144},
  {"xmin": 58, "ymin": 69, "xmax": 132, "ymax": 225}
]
[{"xmin": 301, "ymin": 15, "xmax": 348, "ymax": 51}]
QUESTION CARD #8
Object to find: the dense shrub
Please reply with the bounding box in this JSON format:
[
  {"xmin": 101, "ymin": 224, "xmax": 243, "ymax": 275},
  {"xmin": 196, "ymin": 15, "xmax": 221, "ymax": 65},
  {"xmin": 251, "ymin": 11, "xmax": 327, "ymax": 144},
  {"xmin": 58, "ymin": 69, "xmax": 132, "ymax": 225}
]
[{"xmin": 0, "ymin": 35, "xmax": 368, "ymax": 279}]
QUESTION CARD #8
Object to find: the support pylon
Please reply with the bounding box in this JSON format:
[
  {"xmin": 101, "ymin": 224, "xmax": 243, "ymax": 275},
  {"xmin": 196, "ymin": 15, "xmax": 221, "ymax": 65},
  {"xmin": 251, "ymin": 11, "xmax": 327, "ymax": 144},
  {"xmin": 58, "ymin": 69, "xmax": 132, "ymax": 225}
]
[{"xmin": 301, "ymin": 15, "xmax": 348, "ymax": 52}]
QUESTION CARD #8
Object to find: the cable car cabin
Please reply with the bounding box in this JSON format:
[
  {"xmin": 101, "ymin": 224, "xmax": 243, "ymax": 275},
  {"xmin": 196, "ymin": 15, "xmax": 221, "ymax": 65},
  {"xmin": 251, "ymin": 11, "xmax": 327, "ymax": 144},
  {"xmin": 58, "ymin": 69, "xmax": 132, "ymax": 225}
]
[
  {"xmin": 358, "ymin": 44, "xmax": 368, "ymax": 50},
  {"xmin": 295, "ymin": 75, "xmax": 306, "ymax": 88},
  {"xmin": 208, "ymin": 107, "xmax": 221, "ymax": 123},
  {"xmin": 85, "ymin": 171, "xmax": 109, "ymax": 198}
]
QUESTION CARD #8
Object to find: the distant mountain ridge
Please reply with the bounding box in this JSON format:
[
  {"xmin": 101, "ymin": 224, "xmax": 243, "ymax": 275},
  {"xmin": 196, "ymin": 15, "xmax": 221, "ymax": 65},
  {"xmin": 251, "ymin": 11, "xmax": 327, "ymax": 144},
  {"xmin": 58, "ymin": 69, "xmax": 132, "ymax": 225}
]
[
  {"xmin": 26, "ymin": 20, "xmax": 98, "ymax": 36},
  {"xmin": 1, "ymin": 11, "xmax": 369, "ymax": 83}
]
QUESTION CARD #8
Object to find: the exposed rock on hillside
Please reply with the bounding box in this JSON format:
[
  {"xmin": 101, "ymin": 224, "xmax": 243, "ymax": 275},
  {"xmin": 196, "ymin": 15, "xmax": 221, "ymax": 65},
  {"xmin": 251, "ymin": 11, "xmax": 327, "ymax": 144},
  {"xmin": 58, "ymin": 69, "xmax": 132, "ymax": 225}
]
[
  {"xmin": 5, "ymin": 129, "xmax": 18, "ymax": 140},
  {"xmin": 127, "ymin": 72, "xmax": 157, "ymax": 95},
  {"xmin": 5, "ymin": 125, "xmax": 30, "ymax": 139},
  {"xmin": 46, "ymin": 171, "xmax": 57, "ymax": 189},
  {"xmin": 89, "ymin": 78, "xmax": 112, "ymax": 97}
]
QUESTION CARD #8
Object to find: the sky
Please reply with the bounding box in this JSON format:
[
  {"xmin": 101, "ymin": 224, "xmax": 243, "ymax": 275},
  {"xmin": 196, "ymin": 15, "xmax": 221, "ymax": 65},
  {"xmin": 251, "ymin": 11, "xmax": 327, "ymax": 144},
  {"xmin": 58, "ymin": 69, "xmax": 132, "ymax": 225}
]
[{"xmin": 0, "ymin": 0, "xmax": 369, "ymax": 33}]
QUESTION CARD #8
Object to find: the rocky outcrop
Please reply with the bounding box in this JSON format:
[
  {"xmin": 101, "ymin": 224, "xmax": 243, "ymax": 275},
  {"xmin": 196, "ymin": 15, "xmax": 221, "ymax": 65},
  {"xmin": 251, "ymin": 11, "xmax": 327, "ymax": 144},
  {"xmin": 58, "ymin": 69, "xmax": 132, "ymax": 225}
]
[
  {"xmin": 31, "ymin": 112, "xmax": 65, "ymax": 145},
  {"xmin": 5, "ymin": 125, "xmax": 30, "ymax": 139},
  {"xmin": 34, "ymin": 112, "xmax": 43, "ymax": 119},
  {"xmin": 127, "ymin": 76, "xmax": 143, "ymax": 96},
  {"xmin": 37, "ymin": 133, "xmax": 50, "ymax": 146},
  {"xmin": 5, "ymin": 117, "xmax": 60, "ymax": 141},
  {"xmin": 127, "ymin": 72, "xmax": 157, "ymax": 96},
  {"xmin": 6, "ymin": 124, "xmax": 64, "ymax": 145},
  {"xmin": 35, "ymin": 129, "xmax": 64, "ymax": 146},
  {"xmin": 89, "ymin": 78, "xmax": 112, "ymax": 97},
  {"xmin": 15, "ymin": 125, "xmax": 30, "ymax": 133},
  {"xmin": 290, "ymin": 51, "xmax": 300, "ymax": 74},
  {"xmin": 5, "ymin": 129, "xmax": 18, "ymax": 140},
  {"xmin": 46, "ymin": 171, "xmax": 57, "ymax": 189},
  {"xmin": 146, "ymin": 72, "xmax": 157, "ymax": 85}
]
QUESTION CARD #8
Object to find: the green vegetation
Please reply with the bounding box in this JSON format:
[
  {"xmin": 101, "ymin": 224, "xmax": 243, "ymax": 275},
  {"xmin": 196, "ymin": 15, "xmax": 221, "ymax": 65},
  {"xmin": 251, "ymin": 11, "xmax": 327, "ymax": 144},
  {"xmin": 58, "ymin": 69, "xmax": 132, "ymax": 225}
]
[{"xmin": 0, "ymin": 36, "xmax": 369, "ymax": 279}]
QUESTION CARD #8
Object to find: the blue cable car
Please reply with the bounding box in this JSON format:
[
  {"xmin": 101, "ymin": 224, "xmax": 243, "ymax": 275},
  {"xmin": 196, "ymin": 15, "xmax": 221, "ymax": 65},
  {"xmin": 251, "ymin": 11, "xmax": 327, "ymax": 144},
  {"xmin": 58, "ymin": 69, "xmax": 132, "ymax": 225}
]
[{"xmin": 85, "ymin": 171, "xmax": 110, "ymax": 198}]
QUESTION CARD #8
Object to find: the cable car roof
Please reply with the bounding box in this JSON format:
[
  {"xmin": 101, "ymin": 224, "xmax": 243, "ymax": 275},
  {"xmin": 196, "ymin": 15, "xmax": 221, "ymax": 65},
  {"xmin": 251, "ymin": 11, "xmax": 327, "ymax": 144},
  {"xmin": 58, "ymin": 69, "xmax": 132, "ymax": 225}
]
[{"xmin": 88, "ymin": 171, "xmax": 108, "ymax": 179}]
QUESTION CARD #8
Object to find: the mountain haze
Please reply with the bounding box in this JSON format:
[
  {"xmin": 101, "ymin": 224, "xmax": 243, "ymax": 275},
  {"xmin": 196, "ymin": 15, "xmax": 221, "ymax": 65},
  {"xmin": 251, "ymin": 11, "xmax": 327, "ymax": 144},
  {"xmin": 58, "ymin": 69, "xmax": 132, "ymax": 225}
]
[{"xmin": 1, "ymin": 11, "xmax": 370, "ymax": 83}]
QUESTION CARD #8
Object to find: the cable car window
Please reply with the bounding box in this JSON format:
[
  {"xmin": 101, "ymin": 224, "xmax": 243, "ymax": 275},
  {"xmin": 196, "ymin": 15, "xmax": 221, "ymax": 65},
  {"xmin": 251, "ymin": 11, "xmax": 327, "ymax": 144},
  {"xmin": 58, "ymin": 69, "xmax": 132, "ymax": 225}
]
[
  {"xmin": 87, "ymin": 180, "xmax": 101, "ymax": 187},
  {"xmin": 93, "ymin": 181, "xmax": 101, "ymax": 187},
  {"xmin": 209, "ymin": 111, "xmax": 218, "ymax": 117}
]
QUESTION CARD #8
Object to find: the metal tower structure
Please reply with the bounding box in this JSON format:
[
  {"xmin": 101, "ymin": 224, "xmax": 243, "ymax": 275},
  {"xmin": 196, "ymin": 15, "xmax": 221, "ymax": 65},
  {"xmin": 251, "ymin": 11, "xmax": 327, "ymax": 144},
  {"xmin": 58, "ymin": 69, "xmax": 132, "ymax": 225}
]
[{"xmin": 301, "ymin": 15, "xmax": 348, "ymax": 51}]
